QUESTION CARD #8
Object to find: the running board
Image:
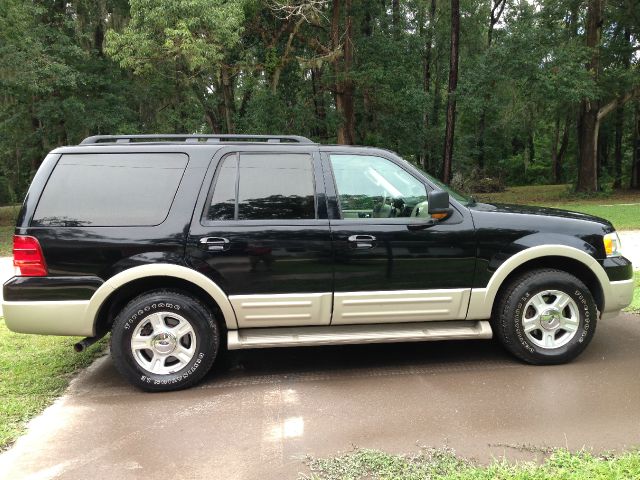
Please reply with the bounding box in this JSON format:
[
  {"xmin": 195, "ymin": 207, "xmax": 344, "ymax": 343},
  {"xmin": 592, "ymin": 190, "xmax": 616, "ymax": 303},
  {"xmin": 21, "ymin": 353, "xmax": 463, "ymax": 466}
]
[{"xmin": 227, "ymin": 320, "xmax": 492, "ymax": 350}]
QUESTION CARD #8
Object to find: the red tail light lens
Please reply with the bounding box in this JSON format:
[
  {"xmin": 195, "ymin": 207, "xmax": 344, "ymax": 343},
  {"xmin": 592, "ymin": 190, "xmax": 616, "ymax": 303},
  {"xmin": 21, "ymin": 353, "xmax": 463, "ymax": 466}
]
[{"xmin": 13, "ymin": 235, "xmax": 48, "ymax": 277}]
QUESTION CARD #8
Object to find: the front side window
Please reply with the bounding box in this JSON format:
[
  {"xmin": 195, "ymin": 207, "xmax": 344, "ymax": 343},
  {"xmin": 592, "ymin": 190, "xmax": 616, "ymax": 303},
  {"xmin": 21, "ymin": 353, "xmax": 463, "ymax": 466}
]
[
  {"xmin": 330, "ymin": 154, "xmax": 428, "ymax": 219},
  {"xmin": 206, "ymin": 153, "xmax": 316, "ymax": 221}
]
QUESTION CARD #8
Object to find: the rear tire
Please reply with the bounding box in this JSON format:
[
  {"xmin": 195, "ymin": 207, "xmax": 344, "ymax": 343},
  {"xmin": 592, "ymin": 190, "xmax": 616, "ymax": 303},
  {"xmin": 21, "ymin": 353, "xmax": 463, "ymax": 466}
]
[
  {"xmin": 493, "ymin": 268, "xmax": 597, "ymax": 365},
  {"xmin": 111, "ymin": 290, "xmax": 219, "ymax": 392}
]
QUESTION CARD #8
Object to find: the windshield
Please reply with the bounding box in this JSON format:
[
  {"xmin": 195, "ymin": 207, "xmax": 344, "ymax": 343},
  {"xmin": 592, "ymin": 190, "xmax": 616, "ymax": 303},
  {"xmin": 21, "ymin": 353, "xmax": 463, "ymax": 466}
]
[
  {"xmin": 396, "ymin": 157, "xmax": 472, "ymax": 205},
  {"xmin": 424, "ymin": 173, "xmax": 473, "ymax": 205}
]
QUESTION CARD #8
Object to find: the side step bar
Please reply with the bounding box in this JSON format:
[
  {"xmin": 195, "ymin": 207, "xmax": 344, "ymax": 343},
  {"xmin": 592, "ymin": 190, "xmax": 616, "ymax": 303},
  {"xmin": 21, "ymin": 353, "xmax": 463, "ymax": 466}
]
[{"xmin": 227, "ymin": 320, "xmax": 492, "ymax": 350}]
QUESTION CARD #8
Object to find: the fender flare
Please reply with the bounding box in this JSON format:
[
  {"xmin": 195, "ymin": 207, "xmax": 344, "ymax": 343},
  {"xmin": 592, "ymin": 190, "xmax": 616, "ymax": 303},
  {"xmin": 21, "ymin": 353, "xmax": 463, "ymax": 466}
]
[
  {"xmin": 466, "ymin": 244, "xmax": 610, "ymax": 320},
  {"xmin": 86, "ymin": 264, "xmax": 238, "ymax": 334}
]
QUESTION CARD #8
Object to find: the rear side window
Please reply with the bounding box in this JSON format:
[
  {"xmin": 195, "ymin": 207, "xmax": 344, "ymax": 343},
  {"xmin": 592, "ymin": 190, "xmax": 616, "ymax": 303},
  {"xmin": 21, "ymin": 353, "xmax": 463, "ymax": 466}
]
[
  {"xmin": 206, "ymin": 153, "xmax": 316, "ymax": 221},
  {"xmin": 32, "ymin": 153, "xmax": 188, "ymax": 227}
]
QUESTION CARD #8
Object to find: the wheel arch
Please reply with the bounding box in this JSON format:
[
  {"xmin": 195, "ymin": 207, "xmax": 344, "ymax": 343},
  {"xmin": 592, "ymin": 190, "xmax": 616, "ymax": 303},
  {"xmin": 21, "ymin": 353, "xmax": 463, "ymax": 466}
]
[
  {"xmin": 88, "ymin": 264, "xmax": 238, "ymax": 336},
  {"xmin": 467, "ymin": 245, "xmax": 610, "ymax": 320}
]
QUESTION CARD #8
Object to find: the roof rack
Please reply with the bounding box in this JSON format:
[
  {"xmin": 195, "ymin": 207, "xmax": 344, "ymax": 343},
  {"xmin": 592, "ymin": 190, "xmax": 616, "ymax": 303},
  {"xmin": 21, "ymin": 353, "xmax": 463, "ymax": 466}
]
[{"xmin": 80, "ymin": 134, "xmax": 314, "ymax": 145}]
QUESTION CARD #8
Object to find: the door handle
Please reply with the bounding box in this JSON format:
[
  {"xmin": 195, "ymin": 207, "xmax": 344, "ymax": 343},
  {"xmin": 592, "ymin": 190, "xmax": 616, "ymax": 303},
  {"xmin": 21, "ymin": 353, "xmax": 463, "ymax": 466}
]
[
  {"xmin": 347, "ymin": 234, "xmax": 376, "ymax": 249},
  {"xmin": 199, "ymin": 237, "xmax": 230, "ymax": 252}
]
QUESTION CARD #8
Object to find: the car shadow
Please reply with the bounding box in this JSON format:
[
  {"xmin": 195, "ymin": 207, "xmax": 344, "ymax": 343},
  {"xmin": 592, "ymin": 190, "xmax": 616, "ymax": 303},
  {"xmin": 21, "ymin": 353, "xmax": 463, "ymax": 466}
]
[{"xmin": 203, "ymin": 338, "xmax": 515, "ymax": 386}]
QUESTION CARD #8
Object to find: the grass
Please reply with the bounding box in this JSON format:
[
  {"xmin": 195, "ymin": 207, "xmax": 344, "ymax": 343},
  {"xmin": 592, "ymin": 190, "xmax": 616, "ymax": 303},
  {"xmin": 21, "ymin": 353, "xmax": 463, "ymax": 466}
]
[
  {"xmin": 0, "ymin": 226, "xmax": 14, "ymax": 256},
  {"xmin": 0, "ymin": 319, "xmax": 107, "ymax": 451},
  {"xmin": 0, "ymin": 205, "xmax": 20, "ymax": 227},
  {"xmin": 0, "ymin": 205, "xmax": 19, "ymax": 256},
  {"xmin": 302, "ymin": 447, "xmax": 640, "ymax": 480},
  {"xmin": 475, "ymin": 185, "xmax": 640, "ymax": 230},
  {"xmin": 625, "ymin": 271, "xmax": 640, "ymax": 314}
]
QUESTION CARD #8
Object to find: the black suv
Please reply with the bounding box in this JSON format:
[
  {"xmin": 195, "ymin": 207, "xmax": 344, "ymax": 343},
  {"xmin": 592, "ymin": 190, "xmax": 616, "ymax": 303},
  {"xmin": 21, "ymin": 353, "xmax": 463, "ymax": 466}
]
[{"xmin": 4, "ymin": 134, "xmax": 634, "ymax": 391}]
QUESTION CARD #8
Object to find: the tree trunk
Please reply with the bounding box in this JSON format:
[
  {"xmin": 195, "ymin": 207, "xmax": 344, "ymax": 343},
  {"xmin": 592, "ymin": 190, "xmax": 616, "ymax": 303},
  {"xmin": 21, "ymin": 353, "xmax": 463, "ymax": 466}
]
[
  {"xmin": 332, "ymin": 0, "xmax": 355, "ymax": 145},
  {"xmin": 442, "ymin": 0, "xmax": 460, "ymax": 184},
  {"xmin": 597, "ymin": 124, "xmax": 609, "ymax": 178},
  {"xmin": 613, "ymin": 105, "xmax": 624, "ymax": 189},
  {"xmin": 392, "ymin": 0, "xmax": 401, "ymax": 39},
  {"xmin": 419, "ymin": 0, "xmax": 436, "ymax": 171},
  {"xmin": 576, "ymin": 0, "xmax": 603, "ymax": 193},
  {"xmin": 476, "ymin": 0, "xmax": 506, "ymax": 169},
  {"xmin": 311, "ymin": 67, "xmax": 328, "ymax": 140},
  {"xmin": 220, "ymin": 66, "xmax": 235, "ymax": 134},
  {"xmin": 614, "ymin": 27, "xmax": 631, "ymax": 189},
  {"xmin": 556, "ymin": 115, "xmax": 570, "ymax": 183},
  {"xmin": 551, "ymin": 116, "xmax": 561, "ymax": 183},
  {"xmin": 631, "ymin": 102, "xmax": 640, "ymax": 189}
]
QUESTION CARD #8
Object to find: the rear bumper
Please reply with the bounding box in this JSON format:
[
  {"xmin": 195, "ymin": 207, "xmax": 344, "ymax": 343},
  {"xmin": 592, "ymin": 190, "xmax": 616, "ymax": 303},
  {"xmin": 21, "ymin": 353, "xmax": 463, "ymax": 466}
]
[{"xmin": 3, "ymin": 300, "xmax": 93, "ymax": 336}]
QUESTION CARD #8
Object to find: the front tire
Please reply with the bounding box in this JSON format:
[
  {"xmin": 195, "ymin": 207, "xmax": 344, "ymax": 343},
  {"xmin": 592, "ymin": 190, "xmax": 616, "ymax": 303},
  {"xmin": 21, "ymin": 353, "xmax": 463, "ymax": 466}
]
[
  {"xmin": 111, "ymin": 290, "xmax": 219, "ymax": 391},
  {"xmin": 494, "ymin": 269, "xmax": 597, "ymax": 365}
]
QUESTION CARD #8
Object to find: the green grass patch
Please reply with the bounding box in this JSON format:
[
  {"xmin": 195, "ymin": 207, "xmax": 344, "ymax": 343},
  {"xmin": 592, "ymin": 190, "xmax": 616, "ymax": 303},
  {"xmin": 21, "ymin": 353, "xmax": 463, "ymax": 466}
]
[
  {"xmin": 543, "ymin": 203, "xmax": 640, "ymax": 231},
  {"xmin": 0, "ymin": 205, "xmax": 19, "ymax": 256},
  {"xmin": 0, "ymin": 205, "xmax": 20, "ymax": 226},
  {"xmin": 0, "ymin": 225, "xmax": 14, "ymax": 257},
  {"xmin": 302, "ymin": 447, "xmax": 640, "ymax": 480},
  {"xmin": 624, "ymin": 271, "xmax": 640, "ymax": 314},
  {"xmin": 475, "ymin": 186, "xmax": 640, "ymax": 230},
  {"xmin": 0, "ymin": 319, "xmax": 107, "ymax": 451}
]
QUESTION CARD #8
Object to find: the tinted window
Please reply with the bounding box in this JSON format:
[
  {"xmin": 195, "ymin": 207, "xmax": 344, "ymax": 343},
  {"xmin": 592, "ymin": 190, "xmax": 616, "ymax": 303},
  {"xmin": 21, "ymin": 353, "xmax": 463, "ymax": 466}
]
[
  {"xmin": 33, "ymin": 153, "xmax": 187, "ymax": 227},
  {"xmin": 208, "ymin": 154, "xmax": 238, "ymax": 220},
  {"xmin": 330, "ymin": 154, "xmax": 428, "ymax": 219},
  {"xmin": 206, "ymin": 153, "xmax": 316, "ymax": 221}
]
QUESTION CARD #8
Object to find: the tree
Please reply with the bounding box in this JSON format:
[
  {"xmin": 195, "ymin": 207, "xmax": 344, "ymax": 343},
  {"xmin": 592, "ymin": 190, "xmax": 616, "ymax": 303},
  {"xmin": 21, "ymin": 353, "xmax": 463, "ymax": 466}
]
[
  {"xmin": 442, "ymin": 0, "xmax": 460, "ymax": 184},
  {"xmin": 1, "ymin": 0, "xmax": 639, "ymax": 200},
  {"xmin": 331, "ymin": 0, "xmax": 356, "ymax": 144},
  {"xmin": 576, "ymin": 0, "xmax": 604, "ymax": 193},
  {"xmin": 476, "ymin": 0, "xmax": 507, "ymax": 169},
  {"xmin": 632, "ymin": 102, "xmax": 640, "ymax": 189},
  {"xmin": 105, "ymin": 0, "xmax": 246, "ymax": 133}
]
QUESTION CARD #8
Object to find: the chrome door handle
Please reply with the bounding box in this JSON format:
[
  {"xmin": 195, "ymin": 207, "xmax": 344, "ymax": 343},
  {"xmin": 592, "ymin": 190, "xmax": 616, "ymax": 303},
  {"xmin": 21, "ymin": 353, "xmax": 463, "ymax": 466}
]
[
  {"xmin": 199, "ymin": 237, "xmax": 230, "ymax": 251},
  {"xmin": 347, "ymin": 234, "xmax": 376, "ymax": 249}
]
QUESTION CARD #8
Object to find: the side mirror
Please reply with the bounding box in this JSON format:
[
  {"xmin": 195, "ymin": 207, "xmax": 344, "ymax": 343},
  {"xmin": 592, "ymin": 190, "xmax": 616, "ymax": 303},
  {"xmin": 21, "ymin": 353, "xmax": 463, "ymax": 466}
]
[
  {"xmin": 427, "ymin": 190, "xmax": 453, "ymax": 220},
  {"xmin": 407, "ymin": 190, "xmax": 453, "ymax": 230}
]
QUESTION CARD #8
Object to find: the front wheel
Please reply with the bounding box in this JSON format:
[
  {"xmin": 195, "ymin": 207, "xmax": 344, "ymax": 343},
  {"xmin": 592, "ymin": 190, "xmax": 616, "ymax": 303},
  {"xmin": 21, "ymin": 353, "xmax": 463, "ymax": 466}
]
[
  {"xmin": 494, "ymin": 269, "xmax": 597, "ymax": 364},
  {"xmin": 111, "ymin": 290, "xmax": 219, "ymax": 391}
]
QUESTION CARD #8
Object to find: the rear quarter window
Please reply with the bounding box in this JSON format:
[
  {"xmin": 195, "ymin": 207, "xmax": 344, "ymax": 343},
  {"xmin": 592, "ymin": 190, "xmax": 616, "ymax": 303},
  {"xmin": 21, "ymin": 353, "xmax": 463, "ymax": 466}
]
[{"xmin": 32, "ymin": 153, "xmax": 188, "ymax": 227}]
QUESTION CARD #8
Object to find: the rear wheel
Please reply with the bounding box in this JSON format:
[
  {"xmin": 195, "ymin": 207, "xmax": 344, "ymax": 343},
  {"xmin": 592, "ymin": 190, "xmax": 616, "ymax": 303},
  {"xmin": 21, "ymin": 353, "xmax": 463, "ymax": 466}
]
[
  {"xmin": 494, "ymin": 269, "xmax": 597, "ymax": 364},
  {"xmin": 111, "ymin": 290, "xmax": 219, "ymax": 391}
]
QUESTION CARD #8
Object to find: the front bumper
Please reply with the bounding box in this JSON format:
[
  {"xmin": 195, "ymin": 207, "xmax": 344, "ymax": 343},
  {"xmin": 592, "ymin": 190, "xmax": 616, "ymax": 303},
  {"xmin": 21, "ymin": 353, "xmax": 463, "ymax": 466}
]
[{"xmin": 601, "ymin": 277, "xmax": 635, "ymax": 320}]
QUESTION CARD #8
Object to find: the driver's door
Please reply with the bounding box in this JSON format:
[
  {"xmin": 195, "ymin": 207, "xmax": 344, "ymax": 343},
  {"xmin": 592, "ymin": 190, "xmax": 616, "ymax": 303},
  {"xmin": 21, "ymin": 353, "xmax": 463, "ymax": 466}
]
[{"xmin": 322, "ymin": 151, "xmax": 477, "ymax": 325}]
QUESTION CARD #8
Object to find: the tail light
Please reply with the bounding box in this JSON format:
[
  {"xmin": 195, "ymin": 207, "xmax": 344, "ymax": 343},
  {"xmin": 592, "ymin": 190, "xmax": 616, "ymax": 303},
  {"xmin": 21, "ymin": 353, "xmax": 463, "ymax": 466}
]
[{"xmin": 13, "ymin": 235, "xmax": 48, "ymax": 276}]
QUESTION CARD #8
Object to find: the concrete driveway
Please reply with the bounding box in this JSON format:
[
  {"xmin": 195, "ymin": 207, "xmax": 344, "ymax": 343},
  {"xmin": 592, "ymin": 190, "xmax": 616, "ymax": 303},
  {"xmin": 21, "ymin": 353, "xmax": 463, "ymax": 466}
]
[{"xmin": 1, "ymin": 312, "xmax": 639, "ymax": 480}]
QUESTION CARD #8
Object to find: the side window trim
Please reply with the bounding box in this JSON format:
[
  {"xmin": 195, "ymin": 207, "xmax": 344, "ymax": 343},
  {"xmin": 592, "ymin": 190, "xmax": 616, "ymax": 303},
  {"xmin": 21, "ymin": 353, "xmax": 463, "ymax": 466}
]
[
  {"xmin": 324, "ymin": 152, "xmax": 430, "ymax": 223},
  {"xmin": 201, "ymin": 149, "xmax": 324, "ymax": 224}
]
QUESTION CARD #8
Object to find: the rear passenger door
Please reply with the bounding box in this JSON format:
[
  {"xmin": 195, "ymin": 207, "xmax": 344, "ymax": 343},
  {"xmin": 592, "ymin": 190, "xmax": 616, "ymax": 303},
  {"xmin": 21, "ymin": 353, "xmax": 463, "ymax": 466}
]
[{"xmin": 186, "ymin": 148, "xmax": 333, "ymax": 328}]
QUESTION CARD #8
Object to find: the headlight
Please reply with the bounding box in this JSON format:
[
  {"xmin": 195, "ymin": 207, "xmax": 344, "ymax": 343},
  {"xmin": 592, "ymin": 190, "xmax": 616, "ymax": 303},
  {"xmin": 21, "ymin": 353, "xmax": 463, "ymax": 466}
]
[{"xmin": 603, "ymin": 232, "xmax": 622, "ymax": 257}]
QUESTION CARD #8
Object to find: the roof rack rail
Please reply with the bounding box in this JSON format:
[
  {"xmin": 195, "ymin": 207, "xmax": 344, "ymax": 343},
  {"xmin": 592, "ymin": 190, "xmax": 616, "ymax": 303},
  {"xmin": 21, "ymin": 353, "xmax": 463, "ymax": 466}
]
[{"xmin": 80, "ymin": 134, "xmax": 314, "ymax": 145}]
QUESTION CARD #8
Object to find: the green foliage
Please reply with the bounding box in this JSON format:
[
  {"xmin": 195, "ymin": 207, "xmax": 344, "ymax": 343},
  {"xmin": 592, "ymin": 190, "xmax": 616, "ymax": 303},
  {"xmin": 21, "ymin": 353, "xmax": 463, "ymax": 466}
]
[
  {"xmin": 0, "ymin": 0, "xmax": 638, "ymax": 199},
  {"xmin": 0, "ymin": 178, "xmax": 16, "ymax": 205},
  {"xmin": 105, "ymin": 0, "xmax": 245, "ymax": 75}
]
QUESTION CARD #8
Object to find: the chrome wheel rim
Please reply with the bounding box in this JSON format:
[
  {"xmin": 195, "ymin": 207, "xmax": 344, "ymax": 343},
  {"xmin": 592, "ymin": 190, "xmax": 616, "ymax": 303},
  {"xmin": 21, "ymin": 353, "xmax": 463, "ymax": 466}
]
[
  {"xmin": 521, "ymin": 290, "xmax": 580, "ymax": 349},
  {"xmin": 130, "ymin": 312, "xmax": 197, "ymax": 375}
]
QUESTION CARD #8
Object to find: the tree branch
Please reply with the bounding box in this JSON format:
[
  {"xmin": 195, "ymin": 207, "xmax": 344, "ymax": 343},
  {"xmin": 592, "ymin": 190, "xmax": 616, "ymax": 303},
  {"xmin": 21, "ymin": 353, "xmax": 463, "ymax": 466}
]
[{"xmin": 598, "ymin": 85, "xmax": 640, "ymax": 121}]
